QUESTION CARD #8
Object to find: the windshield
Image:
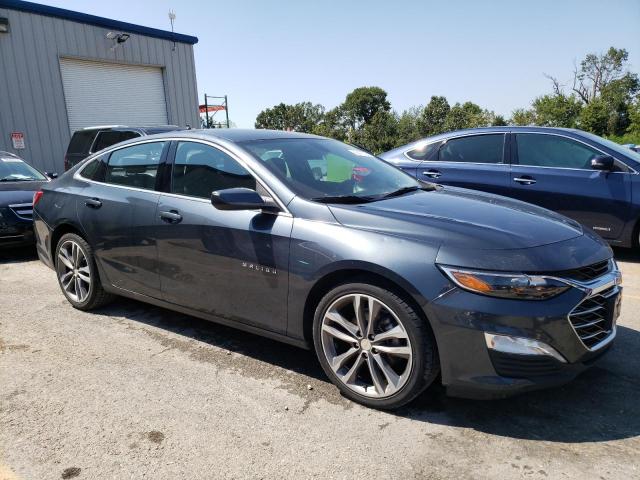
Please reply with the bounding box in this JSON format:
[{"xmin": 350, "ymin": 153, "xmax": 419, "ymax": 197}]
[
  {"xmin": 0, "ymin": 157, "xmax": 46, "ymax": 181},
  {"xmin": 240, "ymin": 138, "xmax": 420, "ymax": 202},
  {"xmin": 580, "ymin": 131, "xmax": 640, "ymax": 163}
]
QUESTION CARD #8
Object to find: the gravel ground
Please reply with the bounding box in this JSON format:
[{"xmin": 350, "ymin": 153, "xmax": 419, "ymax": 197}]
[{"xmin": 1, "ymin": 246, "xmax": 639, "ymax": 480}]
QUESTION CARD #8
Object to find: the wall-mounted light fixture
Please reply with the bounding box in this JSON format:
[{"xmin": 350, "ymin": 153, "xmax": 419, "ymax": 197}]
[
  {"xmin": 106, "ymin": 31, "xmax": 130, "ymax": 51},
  {"xmin": 0, "ymin": 17, "xmax": 10, "ymax": 33}
]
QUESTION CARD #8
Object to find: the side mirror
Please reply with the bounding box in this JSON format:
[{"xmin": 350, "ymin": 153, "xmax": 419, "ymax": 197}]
[
  {"xmin": 211, "ymin": 188, "xmax": 279, "ymax": 213},
  {"xmin": 45, "ymin": 172, "xmax": 58, "ymax": 179},
  {"xmin": 591, "ymin": 155, "xmax": 614, "ymax": 171}
]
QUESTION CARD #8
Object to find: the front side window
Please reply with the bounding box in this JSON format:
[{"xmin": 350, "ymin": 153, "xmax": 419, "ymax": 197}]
[
  {"xmin": 171, "ymin": 142, "xmax": 256, "ymax": 198},
  {"xmin": 515, "ymin": 134, "xmax": 601, "ymax": 169},
  {"xmin": 438, "ymin": 135, "xmax": 504, "ymax": 164},
  {"xmin": 240, "ymin": 138, "xmax": 419, "ymax": 201},
  {"xmin": 92, "ymin": 130, "xmax": 140, "ymax": 152},
  {"xmin": 104, "ymin": 142, "xmax": 166, "ymax": 190},
  {"xmin": 0, "ymin": 157, "xmax": 46, "ymax": 182}
]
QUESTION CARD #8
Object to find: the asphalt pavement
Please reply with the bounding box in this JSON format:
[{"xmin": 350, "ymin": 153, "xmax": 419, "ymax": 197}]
[{"xmin": 1, "ymin": 246, "xmax": 639, "ymax": 479}]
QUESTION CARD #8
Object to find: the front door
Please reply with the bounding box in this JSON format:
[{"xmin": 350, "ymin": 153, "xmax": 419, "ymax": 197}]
[
  {"xmin": 508, "ymin": 133, "xmax": 632, "ymax": 240},
  {"xmin": 156, "ymin": 141, "xmax": 292, "ymax": 334},
  {"xmin": 416, "ymin": 133, "xmax": 511, "ymax": 197}
]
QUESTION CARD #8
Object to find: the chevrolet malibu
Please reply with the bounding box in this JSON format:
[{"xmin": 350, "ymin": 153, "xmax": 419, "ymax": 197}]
[{"xmin": 33, "ymin": 129, "xmax": 622, "ymax": 409}]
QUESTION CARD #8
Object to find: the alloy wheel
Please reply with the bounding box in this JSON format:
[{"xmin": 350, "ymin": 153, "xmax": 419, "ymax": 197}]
[
  {"xmin": 57, "ymin": 240, "xmax": 91, "ymax": 303},
  {"xmin": 320, "ymin": 293, "xmax": 413, "ymax": 398}
]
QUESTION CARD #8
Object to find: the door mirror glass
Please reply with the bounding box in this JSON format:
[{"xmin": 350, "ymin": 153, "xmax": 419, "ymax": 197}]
[
  {"xmin": 590, "ymin": 155, "xmax": 614, "ymax": 171},
  {"xmin": 211, "ymin": 187, "xmax": 278, "ymax": 212}
]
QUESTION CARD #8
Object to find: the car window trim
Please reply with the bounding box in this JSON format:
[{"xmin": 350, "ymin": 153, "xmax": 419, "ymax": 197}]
[
  {"xmin": 89, "ymin": 129, "xmax": 143, "ymax": 155},
  {"xmin": 512, "ymin": 132, "xmax": 637, "ymax": 174},
  {"xmin": 165, "ymin": 139, "xmax": 286, "ymax": 212},
  {"xmin": 439, "ymin": 133, "xmax": 506, "ymax": 165},
  {"xmin": 75, "ymin": 137, "xmax": 292, "ymax": 217},
  {"xmin": 406, "ymin": 132, "xmax": 508, "ymax": 166}
]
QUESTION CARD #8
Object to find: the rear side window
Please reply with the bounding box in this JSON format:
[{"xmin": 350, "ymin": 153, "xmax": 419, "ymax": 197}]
[
  {"xmin": 438, "ymin": 134, "xmax": 504, "ymax": 164},
  {"xmin": 66, "ymin": 130, "xmax": 96, "ymax": 154},
  {"xmin": 79, "ymin": 154, "xmax": 107, "ymax": 181},
  {"xmin": 92, "ymin": 130, "xmax": 140, "ymax": 152},
  {"xmin": 406, "ymin": 142, "xmax": 440, "ymax": 161},
  {"xmin": 171, "ymin": 142, "xmax": 256, "ymax": 199},
  {"xmin": 515, "ymin": 134, "xmax": 601, "ymax": 169},
  {"xmin": 104, "ymin": 142, "xmax": 167, "ymax": 190}
]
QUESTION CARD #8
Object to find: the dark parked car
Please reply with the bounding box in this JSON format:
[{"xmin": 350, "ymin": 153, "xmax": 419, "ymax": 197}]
[
  {"xmin": 0, "ymin": 151, "xmax": 51, "ymax": 248},
  {"xmin": 33, "ymin": 129, "xmax": 621, "ymax": 409},
  {"xmin": 64, "ymin": 125, "xmax": 185, "ymax": 171},
  {"xmin": 381, "ymin": 127, "xmax": 640, "ymax": 248}
]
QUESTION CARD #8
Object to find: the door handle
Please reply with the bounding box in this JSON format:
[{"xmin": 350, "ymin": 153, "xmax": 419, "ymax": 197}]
[
  {"xmin": 159, "ymin": 210, "xmax": 182, "ymax": 223},
  {"xmin": 84, "ymin": 198, "xmax": 102, "ymax": 209},
  {"xmin": 513, "ymin": 177, "xmax": 536, "ymax": 185},
  {"xmin": 422, "ymin": 170, "xmax": 442, "ymax": 179}
]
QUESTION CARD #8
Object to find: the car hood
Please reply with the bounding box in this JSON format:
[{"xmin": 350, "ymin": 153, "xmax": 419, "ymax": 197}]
[
  {"xmin": 328, "ymin": 187, "xmax": 584, "ymax": 250},
  {"xmin": 0, "ymin": 181, "xmax": 47, "ymax": 206}
]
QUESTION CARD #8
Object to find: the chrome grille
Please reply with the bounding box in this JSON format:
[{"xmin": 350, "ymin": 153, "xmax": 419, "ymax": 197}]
[
  {"xmin": 569, "ymin": 286, "xmax": 618, "ymax": 349},
  {"xmin": 8, "ymin": 203, "xmax": 33, "ymax": 220},
  {"xmin": 544, "ymin": 260, "xmax": 611, "ymax": 282}
]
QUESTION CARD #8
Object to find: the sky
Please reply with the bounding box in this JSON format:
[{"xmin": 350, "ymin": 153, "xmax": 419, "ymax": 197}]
[{"xmin": 41, "ymin": 0, "xmax": 640, "ymax": 128}]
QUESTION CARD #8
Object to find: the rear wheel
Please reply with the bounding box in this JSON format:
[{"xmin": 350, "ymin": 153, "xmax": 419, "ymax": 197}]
[
  {"xmin": 313, "ymin": 282, "xmax": 439, "ymax": 409},
  {"xmin": 55, "ymin": 233, "xmax": 113, "ymax": 310}
]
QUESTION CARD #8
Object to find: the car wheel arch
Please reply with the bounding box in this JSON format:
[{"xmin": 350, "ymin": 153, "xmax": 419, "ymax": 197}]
[{"xmin": 302, "ymin": 266, "xmax": 434, "ymax": 349}]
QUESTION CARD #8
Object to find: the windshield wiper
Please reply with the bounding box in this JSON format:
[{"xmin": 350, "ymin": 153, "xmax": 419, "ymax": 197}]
[
  {"xmin": 312, "ymin": 194, "xmax": 377, "ymax": 204},
  {"xmin": 381, "ymin": 186, "xmax": 422, "ymax": 199}
]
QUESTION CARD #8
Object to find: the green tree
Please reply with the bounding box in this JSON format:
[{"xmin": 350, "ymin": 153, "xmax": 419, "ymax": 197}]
[
  {"xmin": 354, "ymin": 110, "xmax": 399, "ymax": 154},
  {"xmin": 510, "ymin": 108, "xmax": 536, "ymax": 126},
  {"xmin": 531, "ymin": 94, "xmax": 583, "ymax": 128},
  {"xmin": 579, "ymin": 99, "xmax": 610, "ymax": 135},
  {"xmin": 341, "ymin": 86, "xmax": 391, "ymax": 130},
  {"xmin": 443, "ymin": 101, "xmax": 488, "ymax": 131},
  {"xmin": 396, "ymin": 107, "xmax": 424, "ymax": 146},
  {"xmin": 255, "ymin": 102, "xmax": 325, "ymax": 132},
  {"xmin": 421, "ymin": 96, "xmax": 450, "ymax": 135}
]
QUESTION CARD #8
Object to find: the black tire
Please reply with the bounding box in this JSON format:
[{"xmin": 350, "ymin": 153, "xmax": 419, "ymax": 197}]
[
  {"xmin": 54, "ymin": 233, "xmax": 113, "ymax": 310},
  {"xmin": 312, "ymin": 281, "xmax": 439, "ymax": 410}
]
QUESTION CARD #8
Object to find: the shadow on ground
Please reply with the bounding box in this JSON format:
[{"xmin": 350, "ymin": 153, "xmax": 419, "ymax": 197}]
[
  {"xmin": 613, "ymin": 247, "xmax": 640, "ymax": 263},
  {"xmin": 0, "ymin": 246, "xmax": 37, "ymax": 264},
  {"xmin": 95, "ymin": 296, "xmax": 640, "ymax": 445}
]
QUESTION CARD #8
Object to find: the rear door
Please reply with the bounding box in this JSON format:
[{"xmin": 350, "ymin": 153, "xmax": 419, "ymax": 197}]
[
  {"xmin": 416, "ymin": 133, "xmax": 511, "ymax": 197},
  {"xmin": 77, "ymin": 140, "xmax": 168, "ymax": 297},
  {"xmin": 508, "ymin": 133, "xmax": 632, "ymax": 240},
  {"xmin": 155, "ymin": 140, "xmax": 292, "ymax": 334}
]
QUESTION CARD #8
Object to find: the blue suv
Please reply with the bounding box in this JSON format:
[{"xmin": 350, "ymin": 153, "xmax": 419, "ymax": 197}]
[{"xmin": 381, "ymin": 127, "xmax": 640, "ymax": 248}]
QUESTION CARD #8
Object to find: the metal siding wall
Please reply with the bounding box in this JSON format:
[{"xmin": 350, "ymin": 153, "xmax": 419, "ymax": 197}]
[{"xmin": 0, "ymin": 8, "xmax": 199, "ymax": 172}]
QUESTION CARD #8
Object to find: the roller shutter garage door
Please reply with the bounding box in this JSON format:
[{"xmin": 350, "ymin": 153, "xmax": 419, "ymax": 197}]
[{"xmin": 60, "ymin": 58, "xmax": 168, "ymax": 133}]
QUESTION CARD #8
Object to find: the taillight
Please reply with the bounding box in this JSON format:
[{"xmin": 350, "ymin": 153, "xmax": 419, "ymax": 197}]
[{"xmin": 33, "ymin": 190, "xmax": 44, "ymax": 206}]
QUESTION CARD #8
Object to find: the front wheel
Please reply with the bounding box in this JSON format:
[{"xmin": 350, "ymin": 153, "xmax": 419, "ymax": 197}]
[
  {"xmin": 313, "ymin": 282, "xmax": 439, "ymax": 409},
  {"xmin": 55, "ymin": 233, "xmax": 113, "ymax": 310}
]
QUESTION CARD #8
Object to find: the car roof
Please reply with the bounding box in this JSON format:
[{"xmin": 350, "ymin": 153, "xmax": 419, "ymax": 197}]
[
  {"xmin": 128, "ymin": 128, "xmax": 323, "ymax": 143},
  {"xmin": 381, "ymin": 126, "xmax": 590, "ymax": 157},
  {"xmin": 76, "ymin": 125, "xmax": 183, "ymax": 133},
  {"xmin": 0, "ymin": 151, "xmax": 21, "ymax": 159}
]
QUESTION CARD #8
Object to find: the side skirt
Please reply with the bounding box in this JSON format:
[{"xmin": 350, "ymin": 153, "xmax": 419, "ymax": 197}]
[{"xmin": 103, "ymin": 284, "xmax": 311, "ymax": 350}]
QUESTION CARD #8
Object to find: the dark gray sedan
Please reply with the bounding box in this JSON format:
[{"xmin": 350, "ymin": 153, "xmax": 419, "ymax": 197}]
[{"xmin": 33, "ymin": 129, "xmax": 621, "ymax": 409}]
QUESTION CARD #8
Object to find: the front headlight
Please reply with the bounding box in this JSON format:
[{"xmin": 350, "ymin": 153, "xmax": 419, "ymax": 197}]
[{"xmin": 439, "ymin": 265, "xmax": 570, "ymax": 300}]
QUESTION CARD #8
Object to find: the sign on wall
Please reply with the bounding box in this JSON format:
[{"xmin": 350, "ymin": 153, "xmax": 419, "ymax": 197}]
[{"xmin": 10, "ymin": 132, "xmax": 25, "ymax": 150}]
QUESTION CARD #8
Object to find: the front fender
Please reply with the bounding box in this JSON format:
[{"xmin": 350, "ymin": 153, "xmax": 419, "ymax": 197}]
[{"xmin": 286, "ymin": 218, "xmax": 447, "ymax": 342}]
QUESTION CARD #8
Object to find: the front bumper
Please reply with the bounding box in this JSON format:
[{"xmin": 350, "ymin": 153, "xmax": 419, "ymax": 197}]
[{"xmin": 428, "ymin": 267, "xmax": 621, "ymax": 399}]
